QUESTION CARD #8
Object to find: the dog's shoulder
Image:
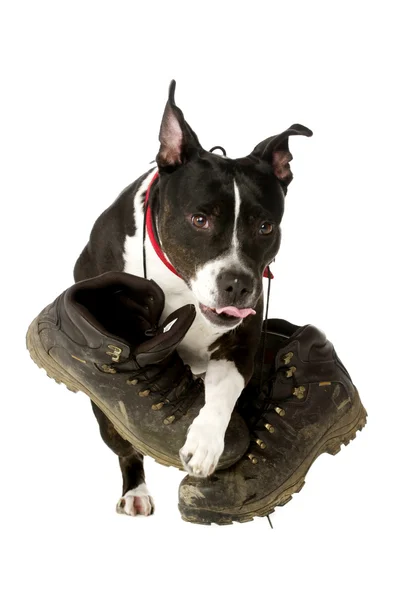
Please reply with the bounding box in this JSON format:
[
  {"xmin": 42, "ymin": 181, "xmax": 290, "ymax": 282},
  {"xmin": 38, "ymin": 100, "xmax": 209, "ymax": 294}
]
[
  {"xmin": 100, "ymin": 168, "xmax": 154, "ymax": 237},
  {"xmin": 74, "ymin": 168, "xmax": 154, "ymax": 282}
]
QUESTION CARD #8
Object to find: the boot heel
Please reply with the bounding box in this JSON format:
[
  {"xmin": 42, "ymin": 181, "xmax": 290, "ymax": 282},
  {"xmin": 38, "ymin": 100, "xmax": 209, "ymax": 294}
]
[
  {"xmin": 26, "ymin": 316, "xmax": 81, "ymax": 394},
  {"xmin": 324, "ymin": 391, "xmax": 367, "ymax": 456}
]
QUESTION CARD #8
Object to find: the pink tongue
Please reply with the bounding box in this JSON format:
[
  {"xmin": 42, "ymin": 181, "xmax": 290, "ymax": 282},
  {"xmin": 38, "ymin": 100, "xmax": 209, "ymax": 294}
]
[{"xmin": 216, "ymin": 306, "xmax": 256, "ymax": 318}]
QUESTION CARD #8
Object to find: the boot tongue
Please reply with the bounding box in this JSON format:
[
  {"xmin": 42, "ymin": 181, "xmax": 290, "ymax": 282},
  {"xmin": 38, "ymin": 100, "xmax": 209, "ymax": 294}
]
[
  {"xmin": 277, "ymin": 324, "xmax": 327, "ymax": 362},
  {"xmin": 135, "ymin": 305, "xmax": 196, "ymax": 367},
  {"xmin": 287, "ymin": 324, "xmax": 324, "ymax": 344}
]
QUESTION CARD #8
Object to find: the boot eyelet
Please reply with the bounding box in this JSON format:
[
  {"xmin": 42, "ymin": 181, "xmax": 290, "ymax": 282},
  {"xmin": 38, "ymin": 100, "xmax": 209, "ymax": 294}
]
[
  {"xmin": 152, "ymin": 402, "xmax": 164, "ymax": 410},
  {"xmin": 285, "ymin": 366, "xmax": 296, "ymax": 378},
  {"xmin": 101, "ymin": 364, "xmax": 117, "ymax": 374},
  {"xmin": 293, "ymin": 385, "xmax": 306, "ymax": 399},
  {"xmin": 106, "ymin": 345, "xmax": 122, "ymax": 363},
  {"xmin": 139, "ymin": 389, "xmax": 151, "ymax": 397},
  {"xmin": 147, "ymin": 295, "xmax": 154, "ymax": 302},
  {"xmin": 282, "ymin": 351, "xmax": 294, "ymax": 365},
  {"xmin": 264, "ymin": 423, "xmax": 275, "ymax": 433},
  {"xmin": 127, "ymin": 378, "xmax": 138, "ymax": 385},
  {"xmin": 275, "ymin": 407, "xmax": 286, "ymax": 416},
  {"xmin": 164, "ymin": 415, "xmax": 175, "ymax": 425},
  {"xmin": 256, "ymin": 438, "xmax": 266, "ymax": 449},
  {"xmin": 247, "ymin": 453, "xmax": 258, "ymax": 464}
]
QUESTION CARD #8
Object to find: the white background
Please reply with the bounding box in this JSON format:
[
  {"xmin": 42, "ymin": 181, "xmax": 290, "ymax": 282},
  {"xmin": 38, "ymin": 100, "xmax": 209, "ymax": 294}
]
[{"xmin": 1, "ymin": 1, "xmax": 397, "ymax": 599}]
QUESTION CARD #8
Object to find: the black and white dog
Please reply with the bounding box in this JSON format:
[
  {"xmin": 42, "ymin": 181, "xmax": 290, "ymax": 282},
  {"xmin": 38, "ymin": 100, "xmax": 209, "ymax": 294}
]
[{"xmin": 74, "ymin": 81, "xmax": 311, "ymax": 515}]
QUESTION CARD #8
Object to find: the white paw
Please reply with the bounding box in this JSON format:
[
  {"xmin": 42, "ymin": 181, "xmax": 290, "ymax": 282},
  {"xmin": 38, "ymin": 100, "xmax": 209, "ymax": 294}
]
[
  {"xmin": 116, "ymin": 483, "xmax": 154, "ymax": 517},
  {"xmin": 179, "ymin": 421, "xmax": 224, "ymax": 478}
]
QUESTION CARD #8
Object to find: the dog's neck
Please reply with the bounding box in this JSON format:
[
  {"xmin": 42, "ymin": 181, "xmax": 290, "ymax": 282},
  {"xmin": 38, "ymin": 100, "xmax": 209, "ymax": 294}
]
[
  {"xmin": 144, "ymin": 170, "xmax": 180, "ymax": 280},
  {"xmin": 131, "ymin": 170, "xmax": 185, "ymax": 292}
]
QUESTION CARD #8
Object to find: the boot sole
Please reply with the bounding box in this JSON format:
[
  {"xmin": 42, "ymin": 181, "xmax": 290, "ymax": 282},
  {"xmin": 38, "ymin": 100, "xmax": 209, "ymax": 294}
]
[
  {"xmin": 26, "ymin": 315, "xmax": 185, "ymax": 470},
  {"xmin": 179, "ymin": 390, "xmax": 367, "ymax": 525}
]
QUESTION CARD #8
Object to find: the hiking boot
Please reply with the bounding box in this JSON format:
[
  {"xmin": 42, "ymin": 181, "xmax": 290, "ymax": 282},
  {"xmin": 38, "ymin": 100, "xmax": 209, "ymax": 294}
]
[
  {"xmin": 178, "ymin": 318, "xmax": 367, "ymax": 524},
  {"xmin": 26, "ymin": 272, "xmax": 249, "ymax": 470}
]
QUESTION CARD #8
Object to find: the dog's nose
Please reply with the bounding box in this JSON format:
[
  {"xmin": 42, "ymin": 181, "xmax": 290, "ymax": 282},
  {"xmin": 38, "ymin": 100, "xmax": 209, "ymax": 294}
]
[{"xmin": 218, "ymin": 271, "xmax": 253, "ymax": 304}]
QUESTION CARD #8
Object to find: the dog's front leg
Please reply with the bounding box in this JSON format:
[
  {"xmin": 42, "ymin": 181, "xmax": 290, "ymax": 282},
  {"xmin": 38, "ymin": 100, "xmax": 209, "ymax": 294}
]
[{"xmin": 179, "ymin": 359, "xmax": 245, "ymax": 477}]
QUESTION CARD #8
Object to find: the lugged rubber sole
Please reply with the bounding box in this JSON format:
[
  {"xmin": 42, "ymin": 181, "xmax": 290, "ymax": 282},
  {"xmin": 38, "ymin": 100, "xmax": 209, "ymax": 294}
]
[
  {"xmin": 26, "ymin": 315, "xmax": 184, "ymax": 470},
  {"xmin": 179, "ymin": 391, "xmax": 367, "ymax": 525}
]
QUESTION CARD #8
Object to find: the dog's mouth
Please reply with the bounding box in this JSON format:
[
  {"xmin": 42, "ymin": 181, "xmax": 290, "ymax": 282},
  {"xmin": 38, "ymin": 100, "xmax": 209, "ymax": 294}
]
[{"xmin": 199, "ymin": 303, "xmax": 256, "ymax": 326}]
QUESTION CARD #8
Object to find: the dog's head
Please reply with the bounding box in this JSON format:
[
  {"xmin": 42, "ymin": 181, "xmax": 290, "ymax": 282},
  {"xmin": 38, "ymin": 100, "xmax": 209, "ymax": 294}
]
[{"xmin": 155, "ymin": 81, "xmax": 312, "ymax": 330}]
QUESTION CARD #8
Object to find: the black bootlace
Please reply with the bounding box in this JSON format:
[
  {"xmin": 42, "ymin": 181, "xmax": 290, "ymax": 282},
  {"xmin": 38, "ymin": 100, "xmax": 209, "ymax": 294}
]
[
  {"xmin": 240, "ymin": 275, "xmax": 304, "ymax": 443},
  {"xmin": 259, "ymin": 269, "xmax": 272, "ymax": 393}
]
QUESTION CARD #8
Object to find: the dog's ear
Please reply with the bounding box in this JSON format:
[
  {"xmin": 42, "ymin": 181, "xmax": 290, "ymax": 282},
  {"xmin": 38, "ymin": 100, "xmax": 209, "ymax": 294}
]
[
  {"xmin": 157, "ymin": 80, "xmax": 202, "ymax": 169},
  {"xmin": 250, "ymin": 124, "xmax": 312, "ymax": 187}
]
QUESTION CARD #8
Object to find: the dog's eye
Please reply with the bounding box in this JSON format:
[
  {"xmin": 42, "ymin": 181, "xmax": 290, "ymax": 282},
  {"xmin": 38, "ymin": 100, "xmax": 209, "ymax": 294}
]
[
  {"xmin": 259, "ymin": 222, "xmax": 273, "ymax": 235},
  {"xmin": 192, "ymin": 214, "xmax": 209, "ymax": 229}
]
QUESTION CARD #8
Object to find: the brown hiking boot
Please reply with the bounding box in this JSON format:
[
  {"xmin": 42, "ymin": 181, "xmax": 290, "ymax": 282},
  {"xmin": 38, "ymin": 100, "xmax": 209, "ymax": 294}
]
[
  {"xmin": 26, "ymin": 272, "xmax": 249, "ymax": 470},
  {"xmin": 179, "ymin": 318, "xmax": 367, "ymax": 524}
]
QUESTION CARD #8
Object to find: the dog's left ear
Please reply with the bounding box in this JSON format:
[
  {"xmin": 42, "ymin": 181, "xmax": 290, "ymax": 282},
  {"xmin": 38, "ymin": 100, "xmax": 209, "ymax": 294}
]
[
  {"xmin": 250, "ymin": 124, "xmax": 312, "ymax": 187},
  {"xmin": 157, "ymin": 80, "xmax": 203, "ymax": 169}
]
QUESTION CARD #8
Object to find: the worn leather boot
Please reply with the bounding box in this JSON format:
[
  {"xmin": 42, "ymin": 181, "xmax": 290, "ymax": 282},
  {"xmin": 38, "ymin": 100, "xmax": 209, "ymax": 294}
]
[
  {"xmin": 26, "ymin": 272, "xmax": 249, "ymax": 470},
  {"xmin": 179, "ymin": 318, "xmax": 367, "ymax": 524}
]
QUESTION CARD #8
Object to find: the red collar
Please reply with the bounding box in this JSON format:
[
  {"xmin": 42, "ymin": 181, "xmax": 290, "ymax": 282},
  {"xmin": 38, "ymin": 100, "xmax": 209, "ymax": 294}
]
[{"xmin": 144, "ymin": 170, "xmax": 273, "ymax": 279}]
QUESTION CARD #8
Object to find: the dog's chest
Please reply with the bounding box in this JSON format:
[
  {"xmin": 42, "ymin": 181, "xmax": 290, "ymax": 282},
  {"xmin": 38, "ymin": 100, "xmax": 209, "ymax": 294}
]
[
  {"xmin": 165, "ymin": 307, "xmax": 221, "ymax": 374},
  {"xmin": 124, "ymin": 240, "xmax": 220, "ymax": 373}
]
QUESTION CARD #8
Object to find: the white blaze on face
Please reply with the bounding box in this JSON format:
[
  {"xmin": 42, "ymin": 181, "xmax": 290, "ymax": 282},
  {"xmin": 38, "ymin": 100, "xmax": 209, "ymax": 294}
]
[
  {"xmin": 232, "ymin": 180, "xmax": 241, "ymax": 253},
  {"xmin": 190, "ymin": 178, "xmax": 252, "ymax": 309}
]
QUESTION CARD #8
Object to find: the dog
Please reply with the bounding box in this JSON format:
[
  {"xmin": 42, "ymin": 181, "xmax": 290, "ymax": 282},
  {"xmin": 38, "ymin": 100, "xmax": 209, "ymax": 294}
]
[{"xmin": 74, "ymin": 80, "xmax": 311, "ymax": 514}]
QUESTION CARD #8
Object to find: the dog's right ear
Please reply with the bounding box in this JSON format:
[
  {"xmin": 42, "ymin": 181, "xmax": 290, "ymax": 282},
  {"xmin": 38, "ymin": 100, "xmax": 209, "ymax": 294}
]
[{"xmin": 156, "ymin": 80, "xmax": 202, "ymax": 169}]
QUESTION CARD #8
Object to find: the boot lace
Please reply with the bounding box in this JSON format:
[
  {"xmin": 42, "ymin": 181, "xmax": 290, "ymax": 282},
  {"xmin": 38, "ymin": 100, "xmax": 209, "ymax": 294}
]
[{"xmin": 124, "ymin": 354, "xmax": 203, "ymax": 424}]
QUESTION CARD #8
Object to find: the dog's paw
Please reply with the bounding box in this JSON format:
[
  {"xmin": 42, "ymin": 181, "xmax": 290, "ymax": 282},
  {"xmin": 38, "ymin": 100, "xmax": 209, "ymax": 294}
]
[
  {"xmin": 116, "ymin": 483, "xmax": 155, "ymax": 517},
  {"xmin": 179, "ymin": 422, "xmax": 224, "ymax": 478}
]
